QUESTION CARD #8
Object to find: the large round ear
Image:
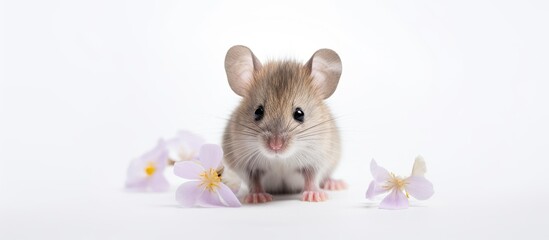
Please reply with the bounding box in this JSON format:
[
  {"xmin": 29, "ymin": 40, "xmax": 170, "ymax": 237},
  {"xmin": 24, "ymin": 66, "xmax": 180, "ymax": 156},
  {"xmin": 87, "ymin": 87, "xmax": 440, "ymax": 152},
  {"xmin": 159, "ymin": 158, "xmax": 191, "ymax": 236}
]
[
  {"xmin": 224, "ymin": 45, "xmax": 262, "ymax": 97},
  {"xmin": 305, "ymin": 49, "xmax": 342, "ymax": 99}
]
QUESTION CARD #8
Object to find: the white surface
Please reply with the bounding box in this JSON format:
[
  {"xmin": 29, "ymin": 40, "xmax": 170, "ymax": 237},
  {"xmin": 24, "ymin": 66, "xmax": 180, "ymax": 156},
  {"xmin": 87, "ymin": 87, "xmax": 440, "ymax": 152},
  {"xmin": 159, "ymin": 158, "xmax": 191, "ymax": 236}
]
[{"xmin": 1, "ymin": 0, "xmax": 549, "ymax": 239}]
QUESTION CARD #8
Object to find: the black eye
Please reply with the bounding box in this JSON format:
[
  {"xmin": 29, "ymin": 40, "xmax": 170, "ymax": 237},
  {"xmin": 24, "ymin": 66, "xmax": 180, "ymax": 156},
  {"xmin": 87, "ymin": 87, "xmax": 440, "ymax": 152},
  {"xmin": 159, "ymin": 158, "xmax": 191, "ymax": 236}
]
[
  {"xmin": 293, "ymin": 108, "xmax": 304, "ymax": 123},
  {"xmin": 254, "ymin": 105, "xmax": 264, "ymax": 121}
]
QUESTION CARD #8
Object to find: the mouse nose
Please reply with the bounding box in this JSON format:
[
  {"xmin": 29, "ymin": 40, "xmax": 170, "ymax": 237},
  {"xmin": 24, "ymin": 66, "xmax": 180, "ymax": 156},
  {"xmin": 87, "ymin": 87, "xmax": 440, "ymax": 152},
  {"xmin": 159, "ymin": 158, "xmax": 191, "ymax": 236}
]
[{"xmin": 268, "ymin": 135, "xmax": 285, "ymax": 151}]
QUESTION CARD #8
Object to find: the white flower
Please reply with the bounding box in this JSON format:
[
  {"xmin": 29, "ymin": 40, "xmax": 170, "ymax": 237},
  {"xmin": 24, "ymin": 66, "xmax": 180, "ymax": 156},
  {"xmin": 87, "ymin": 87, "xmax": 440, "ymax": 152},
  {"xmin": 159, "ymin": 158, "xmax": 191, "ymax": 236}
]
[{"xmin": 366, "ymin": 156, "xmax": 434, "ymax": 209}]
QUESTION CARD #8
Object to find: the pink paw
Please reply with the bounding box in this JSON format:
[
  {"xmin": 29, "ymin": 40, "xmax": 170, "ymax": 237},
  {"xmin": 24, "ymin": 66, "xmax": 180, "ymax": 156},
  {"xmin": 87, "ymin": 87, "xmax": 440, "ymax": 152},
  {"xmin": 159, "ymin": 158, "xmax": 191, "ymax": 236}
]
[
  {"xmin": 301, "ymin": 190, "xmax": 327, "ymax": 202},
  {"xmin": 244, "ymin": 193, "xmax": 273, "ymax": 204},
  {"xmin": 321, "ymin": 178, "xmax": 347, "ymax": 191}
]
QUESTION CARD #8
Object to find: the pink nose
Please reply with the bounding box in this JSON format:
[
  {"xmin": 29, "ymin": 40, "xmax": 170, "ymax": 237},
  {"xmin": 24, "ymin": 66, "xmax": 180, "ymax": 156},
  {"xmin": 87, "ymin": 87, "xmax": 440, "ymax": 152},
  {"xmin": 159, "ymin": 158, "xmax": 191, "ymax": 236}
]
[{"xmin": 268, "ymin": 136, "xmax": 284, "ymax": 151}]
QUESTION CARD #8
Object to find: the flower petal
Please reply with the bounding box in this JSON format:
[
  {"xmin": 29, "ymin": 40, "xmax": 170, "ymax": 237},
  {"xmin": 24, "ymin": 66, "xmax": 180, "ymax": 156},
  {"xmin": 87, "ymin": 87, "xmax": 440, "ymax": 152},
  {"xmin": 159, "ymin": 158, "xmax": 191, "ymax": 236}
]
[
  {"xmin": 167, "ymin": 130, "xmax": 205, "ymax": 162},
  {"xmin": 176, "ymin": 181, "xmax": 204, "ymax": 207},
  {"xmin": 365, "ymin": 180, "xmax": 389, "ymax": 200},
  {"xmin": 173, "ymin": 161, "xmax": 204, "ymax": 179},
  {"xmin": 177, "ymin": 130, "xmax": 206, "ymax": 152},
  {"xmin": 149, "ymin": 175, "xmax": 170, "ymax": 192},
  {"xmin": 127, "ymin": 146, "xmax": 158, "ymax": 177},
  {"xmin": 379, "ymin": 189, "xmax": 409, "ymax": 209},
  {"xmin": 125, "ymin": 160, "xmax": 147, "ymax": 182},
  {"xmin": 198, "ymin": 144, "xmax": 223, "ymax": 170},
  {"xmin": 142, "ymin": 139, "xmax": 168, "ymax": 165},
  {"xmin": 411, "ymin": 155, "xmax": 427, "ymax": 177},
  {"xmin": 126, "ymin": 139, "xmax": 169, "ymax": 181},
  {"xmin": 218, "ymin": 183, "xmax": 242, "ymax": 207},
  {"xmin": 370, "ymin": 159, "xmax": 390, "ymax": 182},
  {"xmin": 125, "ymin": 178, "xmax": 148, "ymax": 191},
  {"xmin": 199, "ymin": 190, "xmax": 224, "ymax": 207},
  {"xmin": 153, "ymin": 146, "xmax": 169, "ymax": 171},
  {"xmin": 405, "ymin": 176, "xmax": 434, "ymax": 200}
]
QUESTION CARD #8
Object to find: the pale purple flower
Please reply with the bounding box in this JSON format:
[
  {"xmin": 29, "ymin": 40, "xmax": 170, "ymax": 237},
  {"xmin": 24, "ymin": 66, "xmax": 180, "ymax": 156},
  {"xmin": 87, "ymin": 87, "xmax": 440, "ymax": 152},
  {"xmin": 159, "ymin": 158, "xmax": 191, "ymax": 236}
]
[
  {"xmin": 166, "ymin": 130, "xmax": 205, "ymax": 163},
  {"xmin": 125, "ymin": 140, "xmax": 170, "ymax": 192},
  {"xmin": 174, "ymin": 144, "xmax": 241, "ymax": 207},
  {"xmin": 366, "ymin": 156, "xmax": 434, "ymax": 209}
]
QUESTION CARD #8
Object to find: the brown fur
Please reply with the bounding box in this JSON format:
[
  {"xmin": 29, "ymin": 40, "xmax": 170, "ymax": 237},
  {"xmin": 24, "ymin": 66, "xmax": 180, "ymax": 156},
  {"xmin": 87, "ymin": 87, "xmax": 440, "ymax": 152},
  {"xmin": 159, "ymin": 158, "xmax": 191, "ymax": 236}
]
[{"xmin": 222, "ymin": 60, "xmax": 341, "ymax": 194}]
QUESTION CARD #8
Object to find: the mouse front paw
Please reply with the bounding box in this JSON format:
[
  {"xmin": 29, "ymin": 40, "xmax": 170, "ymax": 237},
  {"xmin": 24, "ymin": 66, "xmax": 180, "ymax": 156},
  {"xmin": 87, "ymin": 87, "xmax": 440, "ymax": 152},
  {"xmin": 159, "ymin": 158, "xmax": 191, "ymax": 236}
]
[
  {"xmin": 321, "ymin": 178, "xmax": 348, "ymax": 191},
  {"xmin": 301, "ymin": 190, "xmax": 327, "ymax": 202},
  {"xmin": 244, "ymin": 192, "xmax": 273, "ymax": 204}
]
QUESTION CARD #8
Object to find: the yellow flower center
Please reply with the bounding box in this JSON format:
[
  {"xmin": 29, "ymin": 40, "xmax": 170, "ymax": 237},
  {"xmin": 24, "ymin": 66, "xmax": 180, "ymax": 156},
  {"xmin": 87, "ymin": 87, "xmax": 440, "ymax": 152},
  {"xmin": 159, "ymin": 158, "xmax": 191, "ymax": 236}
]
[
  {"xmin": 199, "ymin": 168, "xmax": 222, "ymax": 192},
  {"xmin": 384, "ymin": 173, "xmax": 410, "ymax": 198},
  {"xmin": 144, "ymin": 162, "xmax": 156, "ymax": 176}
]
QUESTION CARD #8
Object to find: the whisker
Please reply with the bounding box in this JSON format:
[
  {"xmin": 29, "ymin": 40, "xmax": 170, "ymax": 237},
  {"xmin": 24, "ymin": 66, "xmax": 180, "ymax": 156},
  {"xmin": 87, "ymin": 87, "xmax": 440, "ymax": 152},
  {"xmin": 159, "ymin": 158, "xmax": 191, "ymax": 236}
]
[
  {"xmin": 224, "ymin": 132, "xmax": 259, "ymax": 138},
  {"xmin": 295, "ymin": 128, "xmax": 340, "ymax": 139},
  {"xmin": 251, "ymin": 119, "xmax": 267, "ymax": 133},
  {"xmin": 293, "ymin": 117, "xmax": 339, "ymax": 135},
  {"xmin": 224, "ymin": 144, "xmax": 257, "ymax": 159},
  {"xmin": 226, "ymin": 120, "xmax": 261, "ymax": 134}
]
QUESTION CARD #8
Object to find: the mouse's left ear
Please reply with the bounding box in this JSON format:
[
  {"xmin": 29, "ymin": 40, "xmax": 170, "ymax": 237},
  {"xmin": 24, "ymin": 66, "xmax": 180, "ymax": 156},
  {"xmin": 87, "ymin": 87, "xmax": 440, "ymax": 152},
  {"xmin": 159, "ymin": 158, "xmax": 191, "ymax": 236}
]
[
  {"xmin": 225, "ymin": 45, "xmax": 262, "ymax": 97},
  {"xmin": 305, "ymin": 49, "xmax": 342, "ymax": 99}
]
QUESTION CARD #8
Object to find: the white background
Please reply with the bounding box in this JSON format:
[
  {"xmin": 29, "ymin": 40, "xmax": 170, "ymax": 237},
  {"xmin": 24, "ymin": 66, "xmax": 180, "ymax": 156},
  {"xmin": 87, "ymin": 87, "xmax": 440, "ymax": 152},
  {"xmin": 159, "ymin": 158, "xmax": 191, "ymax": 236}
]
[{"xmin": 1, "ymin": 0, "xmax": 548, "ymax": 239}]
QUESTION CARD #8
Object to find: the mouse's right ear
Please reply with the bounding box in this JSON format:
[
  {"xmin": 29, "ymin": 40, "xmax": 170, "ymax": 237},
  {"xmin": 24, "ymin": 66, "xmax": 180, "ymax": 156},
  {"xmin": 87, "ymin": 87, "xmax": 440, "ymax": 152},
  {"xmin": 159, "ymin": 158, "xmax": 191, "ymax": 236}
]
[
  {"xmin": 224, "ymin": 45, "xmax": 262, "ymax": 97},
  {"xmin": 305, "ymin": 49, "xmax": 342, "ymax": 99}
]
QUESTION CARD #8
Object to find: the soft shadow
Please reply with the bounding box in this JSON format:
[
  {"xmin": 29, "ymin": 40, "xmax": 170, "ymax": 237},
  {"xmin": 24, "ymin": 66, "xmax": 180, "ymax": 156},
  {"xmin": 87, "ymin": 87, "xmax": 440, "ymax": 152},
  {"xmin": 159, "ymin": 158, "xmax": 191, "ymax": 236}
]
[
  {"xmin": 152, "ymin": 204, "xmax": 242, "ymax": 209},
  {"xmin": 153, "ymin": 204, "xmax": 185, "ymax": 208},
  {"xmin": 236, "ymin": 193, "xmax": 302, "ymax": 207},
  {"xmin": 350, "ymin": 202, "xmax": 379, "ymax": 209}
]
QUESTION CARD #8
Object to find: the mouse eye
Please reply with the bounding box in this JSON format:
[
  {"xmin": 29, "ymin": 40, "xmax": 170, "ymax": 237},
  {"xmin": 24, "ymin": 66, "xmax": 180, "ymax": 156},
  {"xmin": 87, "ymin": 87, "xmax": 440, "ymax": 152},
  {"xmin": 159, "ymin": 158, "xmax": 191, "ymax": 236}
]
[
  {"xmin": 254, "ymin": 105, "xmax": 264, "ymax": 121},
  {"xmin": 293, "ymin": 107, "xmax": 304, "ymax": 123}
]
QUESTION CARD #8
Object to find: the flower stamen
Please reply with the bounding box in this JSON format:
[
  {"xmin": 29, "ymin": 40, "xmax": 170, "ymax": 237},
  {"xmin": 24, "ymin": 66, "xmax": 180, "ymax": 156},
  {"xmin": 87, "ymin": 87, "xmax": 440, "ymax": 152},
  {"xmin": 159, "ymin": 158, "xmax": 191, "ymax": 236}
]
[
  {"xmin": 144, "ymin": 162, "xmax": 156, "ymax": 176},
  {"xmin": 383, "ymin": 172, "xmax": 407, "ymax": 191},
  {"xmin": 199, "ymin": 168, "xmax": 222, "ymax": 192}
]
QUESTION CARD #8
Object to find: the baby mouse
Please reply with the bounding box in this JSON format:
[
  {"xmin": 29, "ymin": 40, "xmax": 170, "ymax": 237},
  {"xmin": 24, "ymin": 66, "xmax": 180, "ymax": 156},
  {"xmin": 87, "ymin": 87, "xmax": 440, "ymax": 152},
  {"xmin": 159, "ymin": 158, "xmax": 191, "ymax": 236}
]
[{"xmin": 222, "ymin": 45, "xmax": 345, "ymax": 203}]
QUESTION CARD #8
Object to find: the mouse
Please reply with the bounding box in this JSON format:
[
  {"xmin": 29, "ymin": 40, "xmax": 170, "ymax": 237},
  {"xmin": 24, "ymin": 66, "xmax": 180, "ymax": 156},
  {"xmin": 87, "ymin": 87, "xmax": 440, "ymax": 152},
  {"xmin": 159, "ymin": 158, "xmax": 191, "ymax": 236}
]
[{"xmin": 221, "ymin": 45, "xmax": 345, "ymax": 203}]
